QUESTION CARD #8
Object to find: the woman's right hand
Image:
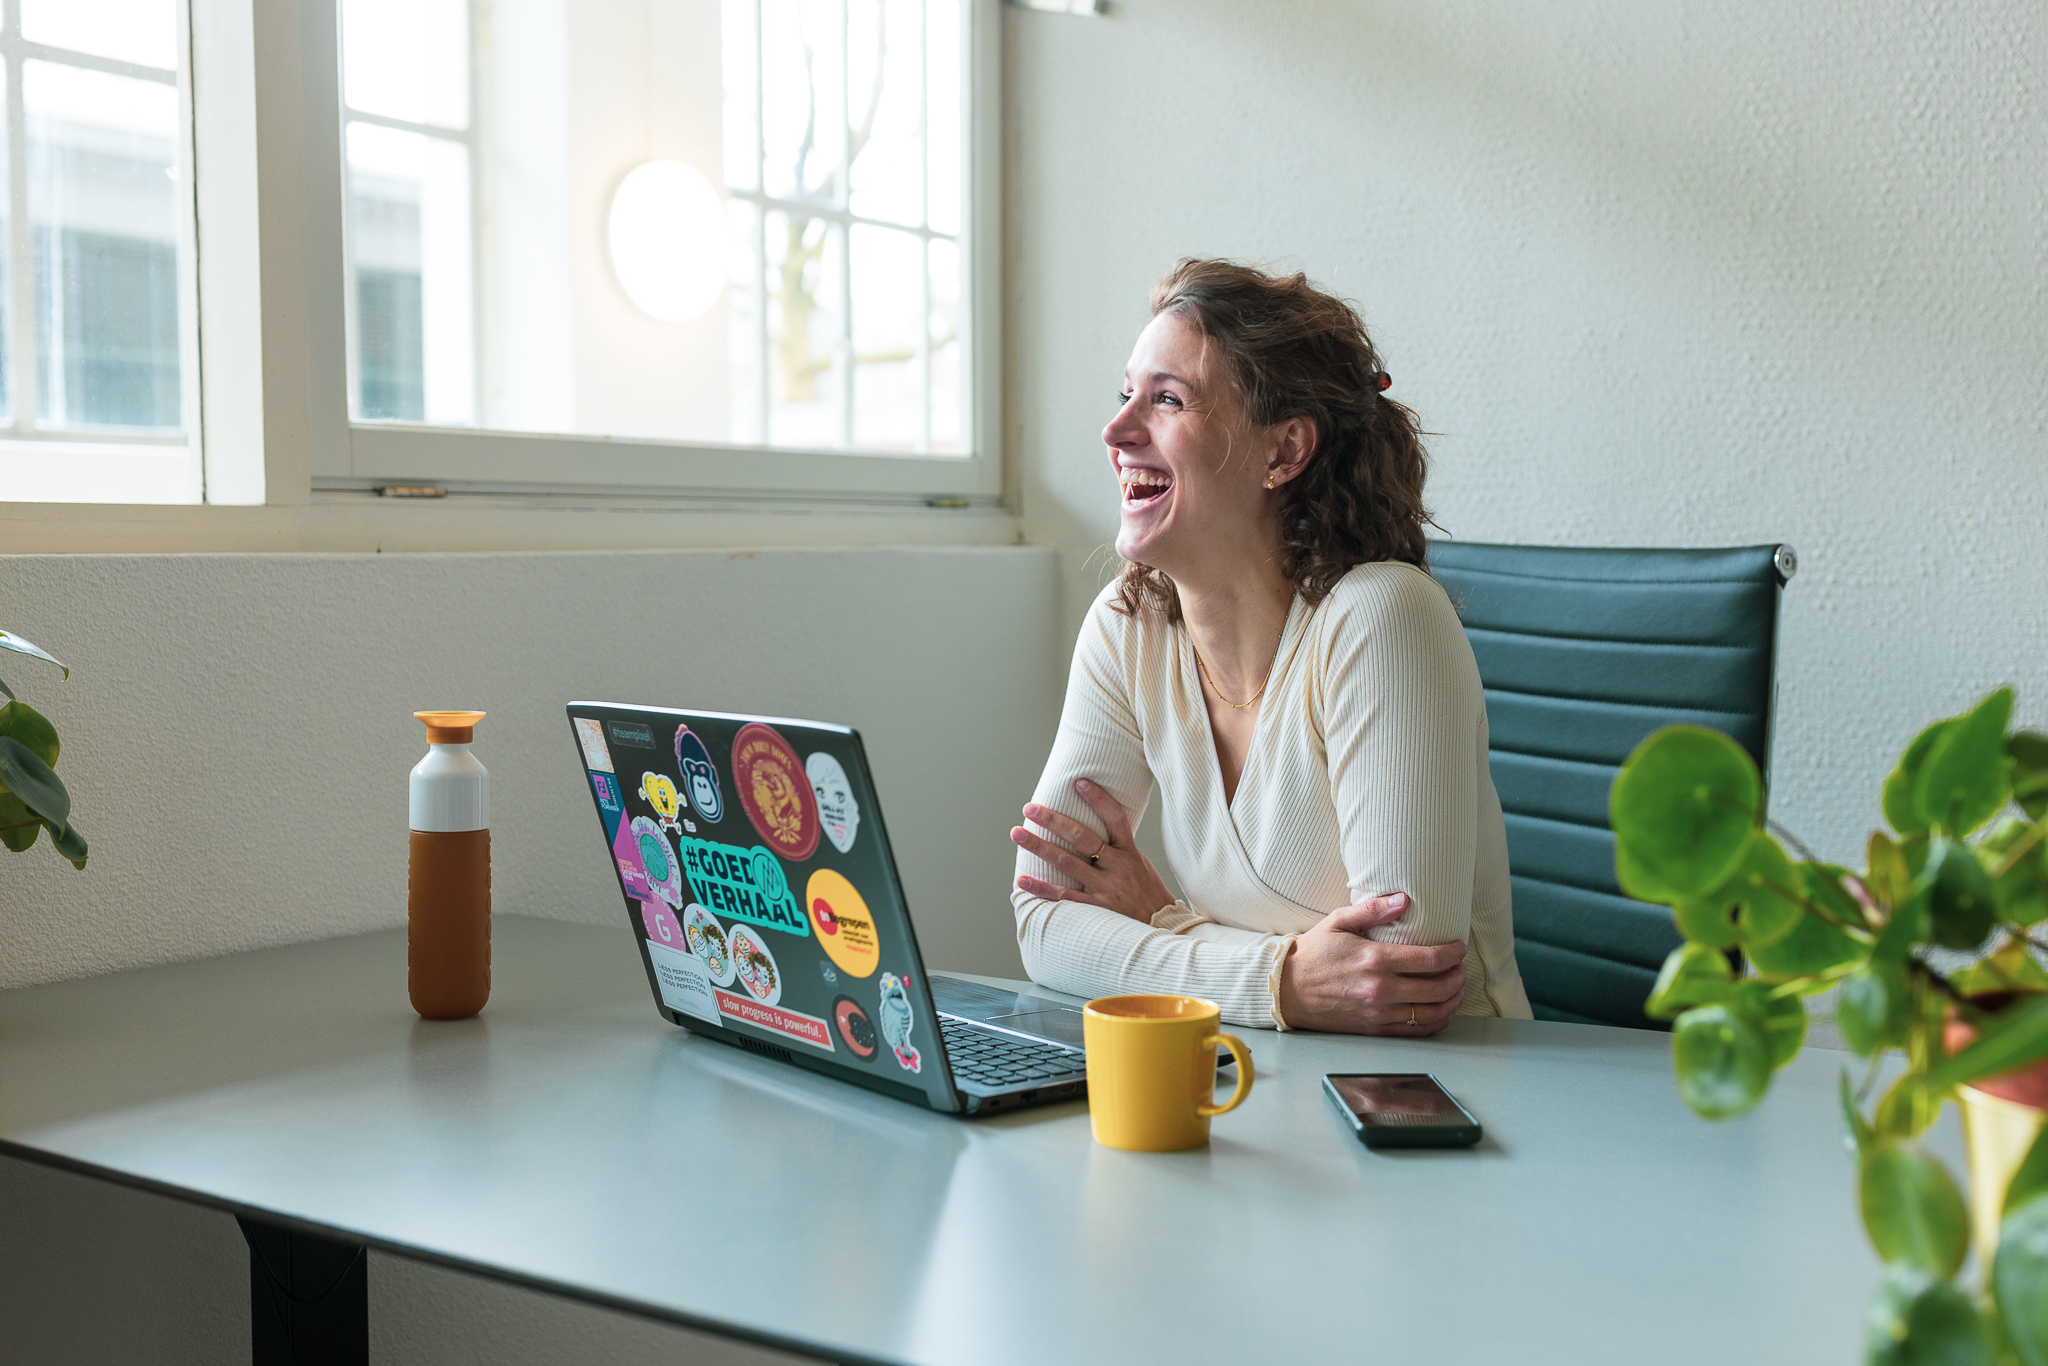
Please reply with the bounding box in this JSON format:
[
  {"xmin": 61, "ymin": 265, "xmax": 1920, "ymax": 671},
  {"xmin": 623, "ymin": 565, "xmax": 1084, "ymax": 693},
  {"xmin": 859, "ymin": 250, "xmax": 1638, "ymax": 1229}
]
[{"xmin": 1277, "ymin": 893, "xmax": 1468, "ymax": 1035}]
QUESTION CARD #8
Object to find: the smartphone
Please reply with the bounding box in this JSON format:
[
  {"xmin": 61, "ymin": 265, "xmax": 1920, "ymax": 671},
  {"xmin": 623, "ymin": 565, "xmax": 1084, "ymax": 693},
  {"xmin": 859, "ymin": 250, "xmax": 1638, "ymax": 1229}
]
[{"xmin": 1323, "ymin": 1073, "xmax": 1482, "ymax": 1149}]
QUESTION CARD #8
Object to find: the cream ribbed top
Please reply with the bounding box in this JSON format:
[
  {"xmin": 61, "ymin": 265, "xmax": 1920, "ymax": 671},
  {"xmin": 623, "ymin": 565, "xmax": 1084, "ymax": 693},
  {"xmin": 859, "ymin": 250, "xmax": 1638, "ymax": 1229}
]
[{"xmin": 1011, "ymin": 561, "xmax": 1532, "ymax": 1029}]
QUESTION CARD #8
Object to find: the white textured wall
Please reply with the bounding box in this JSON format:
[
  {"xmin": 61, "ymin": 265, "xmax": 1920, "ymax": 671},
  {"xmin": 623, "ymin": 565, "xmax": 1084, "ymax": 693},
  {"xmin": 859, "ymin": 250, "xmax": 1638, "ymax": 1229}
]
[
  {"xmin": 1009, "ymin": 0, "xmax": 2048, "ymax": 864},
  {"xmin": 0, "ymin": 547, "xmax": 1052, "ymax": 987}
]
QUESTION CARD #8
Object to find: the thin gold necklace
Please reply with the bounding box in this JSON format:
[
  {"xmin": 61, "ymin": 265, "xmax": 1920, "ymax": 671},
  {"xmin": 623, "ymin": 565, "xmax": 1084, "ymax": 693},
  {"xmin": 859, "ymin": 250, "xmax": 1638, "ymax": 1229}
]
[{"xmin": 1192, "ymin": 625, "xmax": 1284, "ymax": 710}]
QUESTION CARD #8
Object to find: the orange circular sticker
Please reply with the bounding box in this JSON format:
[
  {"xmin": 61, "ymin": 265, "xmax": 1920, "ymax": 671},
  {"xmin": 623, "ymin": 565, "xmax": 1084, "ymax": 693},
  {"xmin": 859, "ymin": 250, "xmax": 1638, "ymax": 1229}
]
[{"xmin": 805, "ymin": 868, "xmax": 881, "ymax": 979}]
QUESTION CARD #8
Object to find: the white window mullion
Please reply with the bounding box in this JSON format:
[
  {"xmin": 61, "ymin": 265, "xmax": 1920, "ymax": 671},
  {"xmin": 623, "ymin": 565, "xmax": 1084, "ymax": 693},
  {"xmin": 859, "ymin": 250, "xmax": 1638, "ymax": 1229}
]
[{"xmin": 5, "ymin": 4, "xmax": 37, "ymax": 437}]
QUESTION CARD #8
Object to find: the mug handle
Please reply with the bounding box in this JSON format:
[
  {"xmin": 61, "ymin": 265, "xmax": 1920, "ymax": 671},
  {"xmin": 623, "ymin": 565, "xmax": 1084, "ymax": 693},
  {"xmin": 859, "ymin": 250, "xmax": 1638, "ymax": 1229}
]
[{"xmin": 1196, "ymin": 1033, "xmax": 1254, "ymax": 1117}]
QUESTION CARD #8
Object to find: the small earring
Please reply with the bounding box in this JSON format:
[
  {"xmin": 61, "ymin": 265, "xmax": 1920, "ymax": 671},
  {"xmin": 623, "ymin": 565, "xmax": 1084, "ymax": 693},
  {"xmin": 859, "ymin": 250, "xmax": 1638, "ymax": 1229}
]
[{"xmin": 1265, "ymin": 474, "xmax": 1275, "ymax": 490}]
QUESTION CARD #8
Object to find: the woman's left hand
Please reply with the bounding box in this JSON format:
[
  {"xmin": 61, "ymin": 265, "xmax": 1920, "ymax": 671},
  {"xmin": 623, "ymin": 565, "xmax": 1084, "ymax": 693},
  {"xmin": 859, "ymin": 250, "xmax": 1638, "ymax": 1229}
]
[{"xmin": 1011, "ymin": 779, "xmax": 1176, "ymax": 924}]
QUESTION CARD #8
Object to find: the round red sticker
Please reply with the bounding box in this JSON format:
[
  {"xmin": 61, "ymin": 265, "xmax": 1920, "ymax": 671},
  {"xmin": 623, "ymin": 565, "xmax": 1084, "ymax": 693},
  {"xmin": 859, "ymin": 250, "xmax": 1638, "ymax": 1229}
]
[{"xmin": 732, "ymin": 723, "xmax": 821, "ymax": 861}]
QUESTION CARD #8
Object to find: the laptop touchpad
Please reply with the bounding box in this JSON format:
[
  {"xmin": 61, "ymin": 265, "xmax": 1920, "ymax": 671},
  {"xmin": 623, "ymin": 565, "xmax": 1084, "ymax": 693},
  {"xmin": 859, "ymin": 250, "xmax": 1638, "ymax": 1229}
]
[{"xmin": 985, "ymin": 1008, "xmax": 1087, "ymax": 1049}]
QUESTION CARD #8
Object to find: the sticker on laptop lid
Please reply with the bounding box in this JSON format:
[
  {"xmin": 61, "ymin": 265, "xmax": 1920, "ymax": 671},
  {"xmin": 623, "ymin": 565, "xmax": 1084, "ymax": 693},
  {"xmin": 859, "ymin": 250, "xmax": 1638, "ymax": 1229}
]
[
  {"xmin": 715, "ymin": 990, "xmax": 834, "ymax": 1051},
  {"xmin": 674, "ymin": 726, "xmax": 724, "ymax": 824},
  {"xmin": 806, "ymin": 752, "xmax": 861, "ymax": 854},
  {"xmin": 613, "ymin": 812, "xmax": 653, "ymax": 901},
  {"xmin": 805, "ymin": 868, "xmax": 881, "ymax": 979},
  {"xmin": 609, "ymin": 719, "xmax": 657, "ymax": 750},
  {"xmin": 832, "ymin": 995, "xmax": 879, "ymax": 1060},
  {"xmin": 640, "ymin": 772, "xmax": 683, "ymax": 832},
  {"xmin": 675, "ymin": 837, "xmax": 808, "ymax": 936},
  {"xmin": 732, "ymin": 723, "xmax": 820, "ymax": 862},
  {"xmin": 877, "ymin": 972, "xmax": 921, "ymax": 1074},
  {"xmin": 575, "ymin": 717, "xmax": 615, "ymax": 773},
  {"xmin": 640, "ymin": 900, "xmax": 686, "ymax": 954},
  {"xmin": 591, "ymin": 771, "xmax": 625, "ymax": 843},
  {"xmin": 646, "ymin": 939, "xmax": 720, "ymax": 1025},
  {"xmin": 683, "ymin": 903, "xmax": 737, "ymax": 986},
  {"xmin": 632, "ymin": 816, "xmax": 686, "ymax": 908},
  {"xmin": 728, "ymin": 923, "xmax": 783, "ymax": 1005}
]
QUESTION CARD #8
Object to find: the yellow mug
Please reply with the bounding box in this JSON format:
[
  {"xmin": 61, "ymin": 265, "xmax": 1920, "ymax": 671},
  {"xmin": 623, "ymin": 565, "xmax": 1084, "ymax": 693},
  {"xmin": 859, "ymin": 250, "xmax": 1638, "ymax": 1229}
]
[{"xmin": 1083, "ymin": 995, "xmax": 1254, "ymax": 1152}]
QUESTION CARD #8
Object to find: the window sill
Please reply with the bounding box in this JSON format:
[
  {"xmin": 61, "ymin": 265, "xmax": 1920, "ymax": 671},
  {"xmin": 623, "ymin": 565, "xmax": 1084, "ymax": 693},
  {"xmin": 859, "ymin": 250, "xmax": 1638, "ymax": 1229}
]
[{"xmin": 0, "ymin": 492, "xmax": 1019, "ymax": 554}]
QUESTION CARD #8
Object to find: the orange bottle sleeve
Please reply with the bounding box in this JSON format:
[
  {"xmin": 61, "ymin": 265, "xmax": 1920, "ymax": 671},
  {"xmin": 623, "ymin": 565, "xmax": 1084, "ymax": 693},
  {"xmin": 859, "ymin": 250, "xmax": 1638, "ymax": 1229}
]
[{"xmin": 408, "ymin": 829, "xmax": 491, "ymax": 1020}]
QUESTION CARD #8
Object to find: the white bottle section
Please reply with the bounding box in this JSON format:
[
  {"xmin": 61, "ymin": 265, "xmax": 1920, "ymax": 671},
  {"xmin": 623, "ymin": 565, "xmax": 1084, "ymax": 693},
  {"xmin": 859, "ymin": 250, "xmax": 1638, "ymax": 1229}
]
[{"xmin": 410, "ymin": 743, "xmax": 489, "ymax": 833}]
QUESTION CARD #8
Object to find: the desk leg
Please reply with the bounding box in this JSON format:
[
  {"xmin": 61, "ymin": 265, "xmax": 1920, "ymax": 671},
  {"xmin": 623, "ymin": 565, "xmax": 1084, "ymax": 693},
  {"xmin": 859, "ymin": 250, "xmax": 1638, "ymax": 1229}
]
[{"xmin": 236, "ymin": 1218, "xmax": 369, "ymax": 1365}]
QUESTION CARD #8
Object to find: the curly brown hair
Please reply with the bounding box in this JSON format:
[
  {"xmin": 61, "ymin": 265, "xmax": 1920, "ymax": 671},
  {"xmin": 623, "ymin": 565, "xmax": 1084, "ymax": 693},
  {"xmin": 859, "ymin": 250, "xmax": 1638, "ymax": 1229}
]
[{"xmin": 1114, "ymin": 259, "xmax": 1432, "ymax": 623}]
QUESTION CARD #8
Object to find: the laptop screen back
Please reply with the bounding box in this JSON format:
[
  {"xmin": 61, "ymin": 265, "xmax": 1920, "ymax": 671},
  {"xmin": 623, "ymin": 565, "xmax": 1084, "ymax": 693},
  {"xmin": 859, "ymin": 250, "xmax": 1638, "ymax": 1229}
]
[{"xmin": 567, "ymin": 702, "xmax": 958, "ymax": 1112}]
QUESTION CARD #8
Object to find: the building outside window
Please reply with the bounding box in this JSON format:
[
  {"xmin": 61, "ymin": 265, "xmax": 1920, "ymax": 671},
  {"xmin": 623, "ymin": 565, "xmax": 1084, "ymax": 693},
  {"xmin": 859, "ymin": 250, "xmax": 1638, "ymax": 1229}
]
[
  {"xmin": 0, "ymin": 0, "xmax": 200, "ymax": 501},
  {"xmin": 338, "ymin": 0, "xmax": 969, "ymax": 460}
]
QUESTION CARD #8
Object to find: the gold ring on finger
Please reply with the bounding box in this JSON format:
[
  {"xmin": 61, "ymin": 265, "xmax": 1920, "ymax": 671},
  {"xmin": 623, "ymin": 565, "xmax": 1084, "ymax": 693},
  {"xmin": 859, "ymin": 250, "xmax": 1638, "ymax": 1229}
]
[
  {"xmin": 1088, "ymin": 837, "xmax": 1109, "ymax": 868},
  {"xmin": 1408, "ymin": 1005, "xmax": 1417, "ymax": 1027}
]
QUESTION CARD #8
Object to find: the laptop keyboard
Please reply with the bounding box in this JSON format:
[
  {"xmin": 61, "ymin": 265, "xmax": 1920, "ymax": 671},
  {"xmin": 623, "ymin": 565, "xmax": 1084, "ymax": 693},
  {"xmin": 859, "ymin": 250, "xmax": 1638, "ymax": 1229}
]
[{"xmin": 939, "ymin": 1016, "xmax": 1086, "ymax": 1088}]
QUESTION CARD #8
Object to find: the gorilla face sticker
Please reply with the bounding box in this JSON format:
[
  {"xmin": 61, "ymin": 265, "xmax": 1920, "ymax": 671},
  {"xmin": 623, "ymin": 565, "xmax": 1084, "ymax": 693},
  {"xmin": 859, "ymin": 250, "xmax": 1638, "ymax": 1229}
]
[
  {"xmin": 674, "ymin": 726, "xmax": 723, "ymax": 824},
  {"xmin": 632, "ymin": 816, "xmax": 686, "ymax": 908},
  {"xmin": 832, "ymin": 995, "xmax": 878, "ymax": 1060},
  {"xmin": 877, "ymin": 972, "xmax": 921, "ymax": 1073},
  {"xmin": 806, "ymin": 751, "xmax": 861, "ymax": 854}
]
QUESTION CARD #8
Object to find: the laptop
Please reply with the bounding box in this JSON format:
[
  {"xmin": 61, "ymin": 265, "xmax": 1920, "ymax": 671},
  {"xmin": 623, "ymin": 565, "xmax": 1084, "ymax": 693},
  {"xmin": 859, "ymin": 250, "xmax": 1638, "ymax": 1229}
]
[{"xmin": 566, "ymin": 701, "xmax": 1094, "ymax": 1115}]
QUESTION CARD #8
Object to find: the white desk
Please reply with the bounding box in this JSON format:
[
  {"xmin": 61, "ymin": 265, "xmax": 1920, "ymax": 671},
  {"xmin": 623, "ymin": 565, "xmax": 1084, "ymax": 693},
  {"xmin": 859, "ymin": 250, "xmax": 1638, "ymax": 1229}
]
[{"xmin": 0, "ymin": 915, "xmax": 1881, "ymax": 1364}]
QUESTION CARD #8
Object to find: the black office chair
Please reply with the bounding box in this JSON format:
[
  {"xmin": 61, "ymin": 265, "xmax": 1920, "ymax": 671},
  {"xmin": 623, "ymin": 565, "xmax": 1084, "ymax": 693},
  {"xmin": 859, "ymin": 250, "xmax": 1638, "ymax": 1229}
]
[{"xmin": 1429, "ymin": 541, "xmax": 1796, "ymax": 1030}]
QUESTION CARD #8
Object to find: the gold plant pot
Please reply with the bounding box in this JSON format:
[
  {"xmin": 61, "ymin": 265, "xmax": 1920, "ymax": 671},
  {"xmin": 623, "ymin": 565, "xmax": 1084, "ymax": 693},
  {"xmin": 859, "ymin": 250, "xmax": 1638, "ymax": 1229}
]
[{"xmin": 1960, "ymin": 1082, "xmax": 2047, "ymax": 1268}]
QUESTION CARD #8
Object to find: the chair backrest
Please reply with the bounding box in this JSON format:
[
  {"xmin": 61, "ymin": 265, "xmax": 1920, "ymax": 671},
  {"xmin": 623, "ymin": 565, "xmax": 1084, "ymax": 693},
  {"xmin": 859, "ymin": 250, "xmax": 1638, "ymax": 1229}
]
[{"xmin": 1429, "ymin": 541, "xmax": 1795, "ymax": 1030}]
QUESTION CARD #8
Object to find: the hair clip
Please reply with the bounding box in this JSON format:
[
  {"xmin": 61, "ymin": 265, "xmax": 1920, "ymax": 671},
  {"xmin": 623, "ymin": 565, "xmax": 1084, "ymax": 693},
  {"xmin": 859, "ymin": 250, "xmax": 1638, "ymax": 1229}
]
[{"xmin": 1376, "ymin": 372, "xmax": 1393, "ymax": 392}]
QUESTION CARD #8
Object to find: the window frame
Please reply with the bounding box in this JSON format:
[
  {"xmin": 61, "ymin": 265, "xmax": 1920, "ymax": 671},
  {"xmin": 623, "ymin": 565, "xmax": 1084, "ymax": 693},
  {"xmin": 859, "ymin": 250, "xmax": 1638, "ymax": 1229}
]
[
  {"xmin": 0, "ymin": 0, "xmax": 204, "ymax": 504},
  {"xmin": 317, "ymin": 0, "xmax": 1002, "ymax": 502}
]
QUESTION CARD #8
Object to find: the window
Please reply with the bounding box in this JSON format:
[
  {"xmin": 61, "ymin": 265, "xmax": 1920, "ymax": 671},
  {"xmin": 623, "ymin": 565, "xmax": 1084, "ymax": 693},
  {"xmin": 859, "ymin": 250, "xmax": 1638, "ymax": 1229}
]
[
  {"xmin": 0, "ymin": 0, "xmax": 200, "ymax": 502},
  {"xmin": 336, "ymin": 0, "xmax": 977, "ymax": 476}
]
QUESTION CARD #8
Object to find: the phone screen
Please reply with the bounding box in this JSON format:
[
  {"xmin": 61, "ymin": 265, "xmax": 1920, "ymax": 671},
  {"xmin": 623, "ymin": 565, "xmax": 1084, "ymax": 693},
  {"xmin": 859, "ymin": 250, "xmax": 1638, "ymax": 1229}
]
[{"xmin": 1328, "ymin": 1074, "xmax": 1467, "ymax": 1127}]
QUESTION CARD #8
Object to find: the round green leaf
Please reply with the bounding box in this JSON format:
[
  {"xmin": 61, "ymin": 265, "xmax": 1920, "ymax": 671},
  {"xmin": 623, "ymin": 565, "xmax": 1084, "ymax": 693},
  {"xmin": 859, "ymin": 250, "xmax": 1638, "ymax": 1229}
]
[
  {"xmin": 1913, "ymin": 688, "xmax": 2015, "ymax": 837},
  {"xmin": 1645, "ymin": 942, "xmax": 1735, "ymax": 1020},
  {"xmin": 1671, "ymin": 1004, "xmax": 1770, "ymax": 1119},
  {"xmin": 1865, "ymin": 1265, "xmax": 1992, "ymax": 1366},
  {"xmin": 1920, "ymin": 837, "xmax": 1997, "ymax": 952},
  {"xmin": 1616, "ymin": 840, "xmax": 1687, "ymax": 906},
  {"xmin": 1992, "ymin": 1193, "xmax": 2048, "ymax": 1366},
  {"xmin": 1876, "ymin": 1074, "xmax": 1942, "ymax": 1140},
  {"xmin": 0, "ymin": 790, "xmax": 41, "ymax": 852},
  {"xmin": 0, "ymin": 735, "xmax": 69, "ymax": 831},
  {"xmin": 1886, "ymin": 720, "xmax": 1956, "ymax": 837},
  {"xmin": 1748, "ymin": 896, "xmax": 1868, "ymax": 977},
  {"xmin": 1861, "ymin": 1142, "xmax": 1969, "ymax": 1276},
  {"xmin": 1673, "ymin": 893, "xmax": 1740, "ymax": 947},
  {"xmin": 0, "ymin": 699, "xmax": 59, "ymax": 768},
  {"xmin": 1731, "ymin": 834, "xmax": 1803, "ymax": 947},
  {"xmin": 1610, "ymin": 727, "xmax": 1761, "ymax": 898},
  {"xmin": 1733, "ymin": 981, "xmax": 1807, "ymax": 1070},
  {"xmin": 1838, "ymin": 961, "xmax": 1912, "ymax": 1056}
]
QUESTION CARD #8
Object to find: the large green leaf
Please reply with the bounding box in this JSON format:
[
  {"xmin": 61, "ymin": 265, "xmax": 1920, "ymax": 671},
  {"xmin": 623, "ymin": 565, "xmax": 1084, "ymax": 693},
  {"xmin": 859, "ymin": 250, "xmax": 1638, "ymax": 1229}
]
[
  {"xmin": 1733, "ymin": 981, "xmax": 1807, "ymax": 1069},
  {"xmin": 1610, "ymin": 727, "xmax": 1761, "ymax": 898},
  {"xmin": 1923, "ymin": 993, "xmax": 2048, "ymax": 1093},
  {"xmin": 1728, "ymin": 834, "xmax": 1804, "ymax": 947},
  {"xmin": 1671, "ymin": 1004, "xmax": 1770, "ymax": 1119},
  {"xmin": 0, "ymin": 629, "xmax": 67, "ymax": 679},
  {"xmin": 1886, "ymin": 719, "xmax": 1958, "ymax": 837},
  {"xmin": 1839, "ymin": 961, "xmax": 1913, "ymax": 1056},
  {"xmin": 1918, "ymin": 837, "xmax": 1997, "ymax": 953},
  {"xmin": 1748, "ymin": 870, "xmax": 1869, "ymax": 976},
  {"xmin": 2007, "ymin": 1125, "xmax": 2048, "ymax": 1218},
  {"xmin": 49, "ymin": 817, "xmax": 86, "ymax": 870},
  {"xmin": 1876, "ymin": 1073, "xmax": 1941, "ymax": 1141},
  {"xmin": 0, "ymin": 699, "xmax": 60, "ymax": 767},
  {"xmin": 1672, "ymin": 892, "xmax": 1741, "ymax": 947},
  {"xmin": 1861, "ymin": 1143, "xmax": 1970, "ymax": 1276},
  {"xmin": 1865, "ymin": 1266, "xmax": 1993, "ymax": 1366},
  {"xmin": 0, "ymin": 735, "xmax": 69, "ymax": 831},
  {"xmin": 1913, "ymin": 688, "xmax": 2015, "ymax": 837},
  {"xmin": 0, "ymin": 790, "xmax": 40, "ymax": 852},
  {"xmin": 2014, "ymin": 732, "xmax": 2048, "ymax": 822},
  {"xmin": 1645, "ymin": 942, "xmax": 1735, "ymax": 1020},
  {"xmin": 1994, "ymin": 1193, "xmax": 2048, "ymax": 1366},
  {"xmin": 1616, "ymin": 840, "xmax": 1688, "ymax": 907}
]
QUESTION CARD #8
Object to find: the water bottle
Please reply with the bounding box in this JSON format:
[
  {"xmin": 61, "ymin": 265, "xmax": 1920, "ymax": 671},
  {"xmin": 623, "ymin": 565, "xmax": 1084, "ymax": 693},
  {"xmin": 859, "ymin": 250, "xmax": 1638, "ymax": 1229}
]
[{"xmin": 409, "ymin": 710, "xmax": 490, "ymax": 1019}]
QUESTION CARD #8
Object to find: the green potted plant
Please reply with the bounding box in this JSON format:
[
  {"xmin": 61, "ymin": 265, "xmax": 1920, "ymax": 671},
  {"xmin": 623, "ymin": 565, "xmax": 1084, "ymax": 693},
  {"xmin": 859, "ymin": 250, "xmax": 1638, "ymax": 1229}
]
[
  {"xmin": 0, "ymin": 629, "xmax": 88, "ymax": 869},
  {"xmin": 1610, "ymin": 688, "xmax": 2046, "ymax": 1364}
]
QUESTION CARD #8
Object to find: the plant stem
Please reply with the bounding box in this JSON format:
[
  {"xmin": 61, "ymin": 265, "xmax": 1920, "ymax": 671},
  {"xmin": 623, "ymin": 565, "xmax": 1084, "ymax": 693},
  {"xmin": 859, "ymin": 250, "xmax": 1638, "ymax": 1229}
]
[
  {"xmin": 1757, "ymin": 876, "xmax": 1875, "ymax": 939},
  {"xmin": 1989, "ymin": 813, "xmax": 2048, "ymax": 881},
  {"xmin": 1768, "ymin": 819, "xmax": 1822, "ymax": 865},
  {"xmin": 1907, "ymin": 958, "xmax": 1966, "ymax": 1004}
]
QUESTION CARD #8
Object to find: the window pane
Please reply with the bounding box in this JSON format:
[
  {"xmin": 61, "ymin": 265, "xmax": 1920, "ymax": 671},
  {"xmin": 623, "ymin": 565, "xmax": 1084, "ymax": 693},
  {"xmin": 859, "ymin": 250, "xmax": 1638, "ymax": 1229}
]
[
  {"xmin": 342, "ymin": 0, "xmax": 468, "ymax": 130},
  {"xmin": 929, "ymin": 233, "xmax": 960, "ymax": 450},
  {"xmin": 0, "ymin": 67, "xmax": 10, "ymax": 425},
  {"xmin": 339, "ymin": 0, "xmax": 970, "ymax": 456},
  {"xmin": 926, "ymin": 0, "xmax": 960, "ymax": 237},
  {"xmin": 27, "ymin": 61, "xmax": 183, "ymax": 432},
  {"xmin": 766, "ymin": 211, "xmax": 843, "ymax": 448},
  {"xmin": 22, "ymin": 0, "xmax": 179, "ymax": 72},
  {"xmin": 347, "ymin": 124, "xmax": 473, "ymax": 425},
  {"xmin": 850, "ymin": 224, "xmax": 921, "ymax": 448}
]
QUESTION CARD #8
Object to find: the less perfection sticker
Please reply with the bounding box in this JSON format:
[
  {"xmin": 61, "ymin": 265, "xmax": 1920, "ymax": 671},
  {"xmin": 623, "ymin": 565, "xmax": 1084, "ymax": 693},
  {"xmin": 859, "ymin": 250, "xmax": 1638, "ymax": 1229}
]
[{"xmin": 677, "ymin": 837, "xmax": 809, "ymax": 937}]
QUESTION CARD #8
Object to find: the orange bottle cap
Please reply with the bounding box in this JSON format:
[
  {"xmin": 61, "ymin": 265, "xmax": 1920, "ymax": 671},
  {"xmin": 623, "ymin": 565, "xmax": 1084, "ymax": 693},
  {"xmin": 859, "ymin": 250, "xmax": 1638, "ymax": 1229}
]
[{"xmin": 416, "ymin": 710, "xmax": 486, "ymax": 744}]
